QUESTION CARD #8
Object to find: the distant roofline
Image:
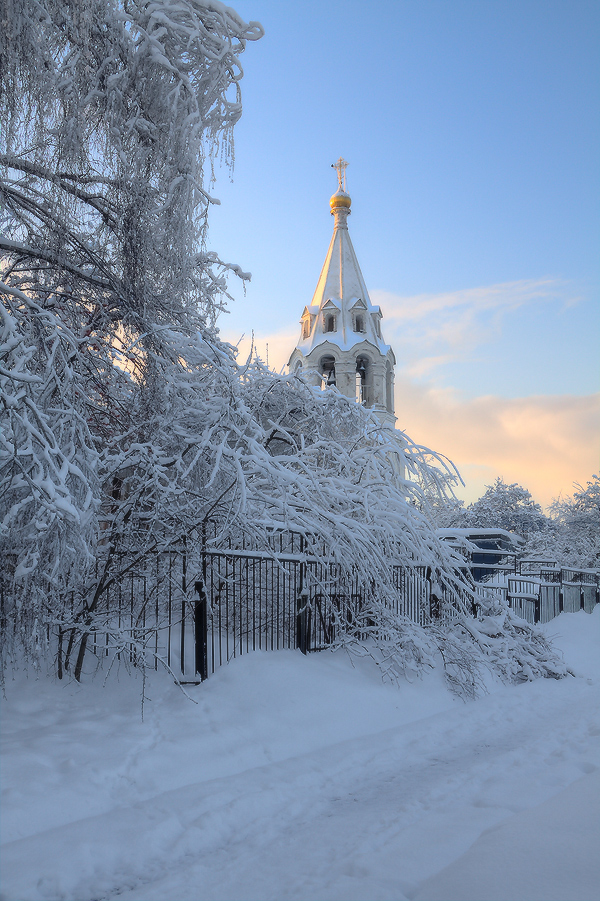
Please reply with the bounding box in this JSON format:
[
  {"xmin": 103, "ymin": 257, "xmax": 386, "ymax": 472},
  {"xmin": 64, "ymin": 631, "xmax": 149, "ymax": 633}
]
[{"xmin": 436, "ymin": 527, "xmax": 525, "ymax": 547}]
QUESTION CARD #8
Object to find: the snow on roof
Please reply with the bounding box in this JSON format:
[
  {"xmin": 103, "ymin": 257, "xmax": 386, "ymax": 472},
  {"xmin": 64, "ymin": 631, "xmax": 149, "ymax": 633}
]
[
  {"xmin": 291, "ymin": 197, "xmax": 392, "ymax": 359},
  {"xmin": 436, "ymin": 528, "xmax": 525, "ymax": 549}
]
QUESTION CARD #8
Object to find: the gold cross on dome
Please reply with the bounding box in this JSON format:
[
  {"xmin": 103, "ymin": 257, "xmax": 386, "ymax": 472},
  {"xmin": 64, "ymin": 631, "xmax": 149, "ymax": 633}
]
[{"xmin": 332, "ymin": 157, "xmax": 348, "ymax": 192}]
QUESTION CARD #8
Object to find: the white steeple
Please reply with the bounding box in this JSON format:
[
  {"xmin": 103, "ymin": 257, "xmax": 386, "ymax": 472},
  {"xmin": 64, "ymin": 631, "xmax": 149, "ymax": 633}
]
[{"xmin": 288, "ymin": 161, "xmax": 396, "ymax": 427}]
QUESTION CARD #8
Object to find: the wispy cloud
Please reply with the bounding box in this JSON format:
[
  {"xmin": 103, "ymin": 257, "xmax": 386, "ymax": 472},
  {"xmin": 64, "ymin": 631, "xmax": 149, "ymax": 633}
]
[
  {"xmin": 374, "ymin": 278, "xmax": 563, "ymax": 324},
  {"xmin": 372, "ymin": 278, "xmax": 568, "ymax": 379},
  {"xmin": 223, "ymin": 279, "xmax": 568, "ymax": 378}
]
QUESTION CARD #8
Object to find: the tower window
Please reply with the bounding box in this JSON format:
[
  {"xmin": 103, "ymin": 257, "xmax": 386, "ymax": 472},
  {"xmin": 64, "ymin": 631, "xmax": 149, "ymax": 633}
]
[
  {"xmin": 324, "ymin": 314, "xmax": 336, "ymax": 333},
  {"xmin": 302, "ymin": 319, "xmax": 310, "ymax": 339},
  {"xmin": 354, "ymin": 314, "xmax": 365, "ymax": 333}
]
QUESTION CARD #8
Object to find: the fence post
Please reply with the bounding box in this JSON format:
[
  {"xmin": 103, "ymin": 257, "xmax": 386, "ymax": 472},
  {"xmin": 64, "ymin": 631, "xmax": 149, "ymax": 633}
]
[
  {"xmin": 180, "ymin": 537, "xmax": 187, "ymax": 675},
  {"xmin": 194, "ymin": 581, "xmax": 209, "ymax": 681},
  {"xmin": 296, "ymin": 589, "xmax": 310, "ymax": 655},
  {"xmin": 534, "ymin": 594, "xmax": 541, "ymax": 624}
]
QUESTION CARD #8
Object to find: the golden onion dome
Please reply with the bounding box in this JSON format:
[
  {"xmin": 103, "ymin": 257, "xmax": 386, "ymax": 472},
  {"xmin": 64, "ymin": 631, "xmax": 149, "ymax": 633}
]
[{"xmin": 330, "ymin": 190, "xmax": 351, "ymax": 210}]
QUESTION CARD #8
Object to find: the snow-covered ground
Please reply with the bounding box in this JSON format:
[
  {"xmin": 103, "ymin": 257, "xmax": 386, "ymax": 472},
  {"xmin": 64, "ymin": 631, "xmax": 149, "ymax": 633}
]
[{"xmin": 1, "ymin": 609, "xmax": 599, "ymax": 901}]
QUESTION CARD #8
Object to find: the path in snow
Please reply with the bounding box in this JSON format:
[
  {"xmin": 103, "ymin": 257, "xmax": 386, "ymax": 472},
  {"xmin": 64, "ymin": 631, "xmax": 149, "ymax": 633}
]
[
  {"xmin": 1, "ymin": 609, "xmax": 599, "ymax": 901},
  {"xmin": 101, "ymin": 679, "xmax": 600, "ymax": 901}
]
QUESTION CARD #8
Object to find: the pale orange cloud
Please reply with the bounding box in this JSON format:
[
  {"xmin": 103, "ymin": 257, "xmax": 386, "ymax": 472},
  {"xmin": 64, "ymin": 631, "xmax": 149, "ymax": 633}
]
[{"xmin": 394, "ymin": 378, "xmax": 600, "ymax": 507}]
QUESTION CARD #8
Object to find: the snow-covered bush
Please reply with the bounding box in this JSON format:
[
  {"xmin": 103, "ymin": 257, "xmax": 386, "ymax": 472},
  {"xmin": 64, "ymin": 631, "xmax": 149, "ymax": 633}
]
[{"xmin": 329, "ymin": 581, "xmax": 569, "ymax": 701}]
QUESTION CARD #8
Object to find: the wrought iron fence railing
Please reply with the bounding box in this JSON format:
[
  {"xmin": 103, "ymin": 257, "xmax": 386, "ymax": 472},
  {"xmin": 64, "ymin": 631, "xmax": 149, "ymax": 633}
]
[
  {"xmin": 487, "ymin": 568, "xmax": 599, "ymax": 626},
  {"xmin": 58, "ymin": 540, "xmax": 470, "ymax": 682},
  {"xmin": 28, "ymin": 532, "xmax": 598, "ymax": 683}
]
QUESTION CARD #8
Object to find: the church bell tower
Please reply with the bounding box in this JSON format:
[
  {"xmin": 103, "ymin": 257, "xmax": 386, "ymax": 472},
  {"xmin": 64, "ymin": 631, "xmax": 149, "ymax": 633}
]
[{"xmin": 288, "ymin": 160, "xmax": 396, "ymax": 427}]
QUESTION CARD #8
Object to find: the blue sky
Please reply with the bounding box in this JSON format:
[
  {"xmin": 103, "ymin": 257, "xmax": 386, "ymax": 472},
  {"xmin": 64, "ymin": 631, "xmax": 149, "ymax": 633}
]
[{"xmin": 208, "ymin": 0, "xmax": 599, "ymax": 505}]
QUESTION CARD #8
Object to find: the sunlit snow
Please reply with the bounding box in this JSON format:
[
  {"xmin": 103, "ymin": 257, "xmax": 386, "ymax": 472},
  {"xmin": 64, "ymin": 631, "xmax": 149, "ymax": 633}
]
[{"xmin": 1, "ymin": 609, "xmax": 598, "ymax": 901}]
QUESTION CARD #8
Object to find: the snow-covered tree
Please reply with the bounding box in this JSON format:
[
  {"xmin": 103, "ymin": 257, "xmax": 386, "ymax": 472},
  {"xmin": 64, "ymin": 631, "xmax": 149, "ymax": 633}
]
[
  {"xmin": 568, "ymin": 475, "xmax": 600, "ymax": 548},
  {"xmin": 417, "ymin": 477, "xmax": 468, "ymax": 529},
  {"xmin": 466, "ymin": 477, "xmax": 548, "ymax": 536},
  {"xmin": 524, "ymin": 475, "xmax": 600, "ymax": 570},
  {"xmin": 0, "ymin": 2, "xmax": 568, "ymax": 696},
  {"xmin": 1, "ymin": 0, "xmax": 262, "ymax": 674},
  {"xmin": 0, "ymin": 0, "xmax": 261, "ymax": 336}
]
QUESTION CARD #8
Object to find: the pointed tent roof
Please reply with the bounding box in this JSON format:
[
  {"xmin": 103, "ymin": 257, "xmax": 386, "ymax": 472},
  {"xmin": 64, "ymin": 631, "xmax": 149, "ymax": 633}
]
[{"xmin": 293, "ymin": 185, "xmax": 392, "ymax": 358}]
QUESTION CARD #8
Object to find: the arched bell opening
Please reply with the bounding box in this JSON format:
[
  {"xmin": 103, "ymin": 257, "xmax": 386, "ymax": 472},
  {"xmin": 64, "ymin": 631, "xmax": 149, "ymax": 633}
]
[
  {"xmin": 320, "ymin": 354, "xmax": 336, "ymax": 389},
  {"xmin": 355, "ymin": 354, "xmax": 371, "ymax": 406}
]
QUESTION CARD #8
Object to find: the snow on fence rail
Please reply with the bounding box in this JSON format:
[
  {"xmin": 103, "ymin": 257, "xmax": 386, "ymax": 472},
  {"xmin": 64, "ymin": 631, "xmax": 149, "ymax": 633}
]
[
  {"xmin": 36, "ymin": 536, "xmax": 598, "ymax": 683},
  {"xmin": 47, "ymin": 538, "xmax": 470, "ymax": 682},
  {"xmin": 486, "ymin": 568, "xmax": 599, "ymax": 626}
]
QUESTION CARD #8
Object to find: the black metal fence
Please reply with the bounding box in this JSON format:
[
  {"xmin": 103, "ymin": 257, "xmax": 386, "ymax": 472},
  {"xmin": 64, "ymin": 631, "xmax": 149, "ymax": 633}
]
[
  {"xmin": 496, "ymin": 567, "xmax": 599, "ymax": 625},
  {"xmin": 76, "ymin": 542, "xmax": 457, "ymax": 681},
  {"xmin": 58, "ymin": 540, "xmax": 599, "ymax": 682}
]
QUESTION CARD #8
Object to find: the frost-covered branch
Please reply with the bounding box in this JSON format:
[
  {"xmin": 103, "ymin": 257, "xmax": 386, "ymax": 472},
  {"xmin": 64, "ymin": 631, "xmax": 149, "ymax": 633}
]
[{"xmin": 0, "ymin": 0, "xmax": 263, "ymax": 676}]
